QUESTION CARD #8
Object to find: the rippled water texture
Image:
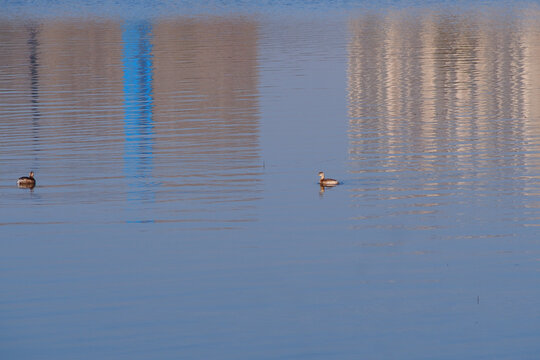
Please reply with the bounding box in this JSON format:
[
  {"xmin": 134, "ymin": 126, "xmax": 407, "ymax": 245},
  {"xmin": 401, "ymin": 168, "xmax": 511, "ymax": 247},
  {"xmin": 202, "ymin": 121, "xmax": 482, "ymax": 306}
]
[{"xmin": 1, "ymin": 3, "xmax": 540, "ymax": 360}]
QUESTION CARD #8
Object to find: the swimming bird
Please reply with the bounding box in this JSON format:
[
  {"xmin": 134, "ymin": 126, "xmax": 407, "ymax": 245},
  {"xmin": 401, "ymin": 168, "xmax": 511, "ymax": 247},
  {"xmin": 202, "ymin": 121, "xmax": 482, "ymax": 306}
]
[
  {"xmin": 17, "ymin": 171, "xmax": 36, "ymax": 188},
  {"xmin": 318, "ymin": 171, "xmax": 339, "ymax": 186}
]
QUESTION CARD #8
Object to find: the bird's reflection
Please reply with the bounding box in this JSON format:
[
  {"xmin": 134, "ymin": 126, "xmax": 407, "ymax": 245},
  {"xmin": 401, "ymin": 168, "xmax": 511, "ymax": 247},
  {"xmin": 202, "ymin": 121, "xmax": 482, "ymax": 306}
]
[
  {"xmin": 17, "ymin": 184, "xmax": 35, "ymax": 190},
  {"xmin": 319, "ymin": 184, "xmax": 337, "ymax": 196}
]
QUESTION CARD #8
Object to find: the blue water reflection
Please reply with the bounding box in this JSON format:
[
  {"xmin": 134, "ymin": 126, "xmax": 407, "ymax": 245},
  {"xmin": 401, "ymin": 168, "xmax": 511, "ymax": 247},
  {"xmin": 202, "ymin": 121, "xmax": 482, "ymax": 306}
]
[{"xmin": 122, "ymin": 21, "xmax": 155, "ymax": 204}]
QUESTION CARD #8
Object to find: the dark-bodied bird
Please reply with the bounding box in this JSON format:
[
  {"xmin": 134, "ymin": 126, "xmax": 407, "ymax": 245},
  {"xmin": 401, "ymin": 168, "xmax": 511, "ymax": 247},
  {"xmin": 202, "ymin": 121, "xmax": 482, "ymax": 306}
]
[{"xmin": 17, "ymin": 171, "xmax": 36, "ymax": 188}]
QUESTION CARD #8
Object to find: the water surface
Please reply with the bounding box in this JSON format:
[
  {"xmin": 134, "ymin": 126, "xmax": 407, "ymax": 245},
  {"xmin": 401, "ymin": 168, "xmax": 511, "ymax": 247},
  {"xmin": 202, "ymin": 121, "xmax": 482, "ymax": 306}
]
[{"xmin": 1, "ymin": 3, "xmax": 540, "ymax": 359}]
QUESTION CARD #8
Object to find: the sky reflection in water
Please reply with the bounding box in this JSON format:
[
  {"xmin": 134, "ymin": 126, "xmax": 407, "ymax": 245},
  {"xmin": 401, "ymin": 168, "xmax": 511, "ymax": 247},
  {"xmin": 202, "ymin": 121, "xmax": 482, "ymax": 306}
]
[{"xmin": 1, "ymin": 3, "xmax": 540, "ymax": 360}]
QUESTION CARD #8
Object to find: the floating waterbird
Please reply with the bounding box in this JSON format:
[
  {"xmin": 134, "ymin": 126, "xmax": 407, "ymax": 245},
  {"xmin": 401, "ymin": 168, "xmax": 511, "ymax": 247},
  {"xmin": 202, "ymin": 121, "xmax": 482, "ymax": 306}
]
[
  {"xmin": 17, "ymin": 171, "xmax": 36, "ymax": 188},
  {"xmin": 318, "ymin": 171, "xmax": 339, "ymax": 186}
]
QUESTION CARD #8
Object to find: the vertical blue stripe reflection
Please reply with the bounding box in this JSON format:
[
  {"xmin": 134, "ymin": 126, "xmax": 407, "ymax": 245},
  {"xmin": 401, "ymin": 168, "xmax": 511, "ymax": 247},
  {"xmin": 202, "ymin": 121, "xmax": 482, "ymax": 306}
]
[{"xmin": 121, "ymin": 21, "xmax": 155, "ymax": 206}]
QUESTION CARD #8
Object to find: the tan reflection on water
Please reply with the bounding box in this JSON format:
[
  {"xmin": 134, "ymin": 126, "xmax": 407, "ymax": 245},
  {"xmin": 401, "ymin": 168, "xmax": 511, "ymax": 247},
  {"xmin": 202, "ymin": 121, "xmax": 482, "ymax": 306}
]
[
  {"xmin": 0, "ymin": 17, "xmax": 261, "ymax": 228},
  {"xmin": 152, "ymin": 18, "xmax": 260, "ymax": 180},
  {"xmin": 0, "ymin": 20, "xmax": 125, "ymax": 173},
  {"xmin": 347, "ymin": 8, "xmax": 540, "ymax": 231},
  {"xmin": 150, "ymin": 18, "xmax": 261, "ymax": 226}
]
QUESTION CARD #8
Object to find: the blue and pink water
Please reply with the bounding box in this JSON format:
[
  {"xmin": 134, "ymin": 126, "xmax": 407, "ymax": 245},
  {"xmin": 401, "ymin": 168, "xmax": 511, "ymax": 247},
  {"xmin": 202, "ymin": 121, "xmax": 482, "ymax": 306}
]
[{"xmin": 1, "ymin": 1, "xmax": 539, "ymax": 359}]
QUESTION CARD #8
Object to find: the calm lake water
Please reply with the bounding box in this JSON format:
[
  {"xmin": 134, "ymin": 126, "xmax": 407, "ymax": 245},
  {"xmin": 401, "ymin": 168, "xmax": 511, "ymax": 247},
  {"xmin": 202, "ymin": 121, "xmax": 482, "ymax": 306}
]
[{"xmin": 1, "ymin": 2, "xmax": 540, "ymax": 359}]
